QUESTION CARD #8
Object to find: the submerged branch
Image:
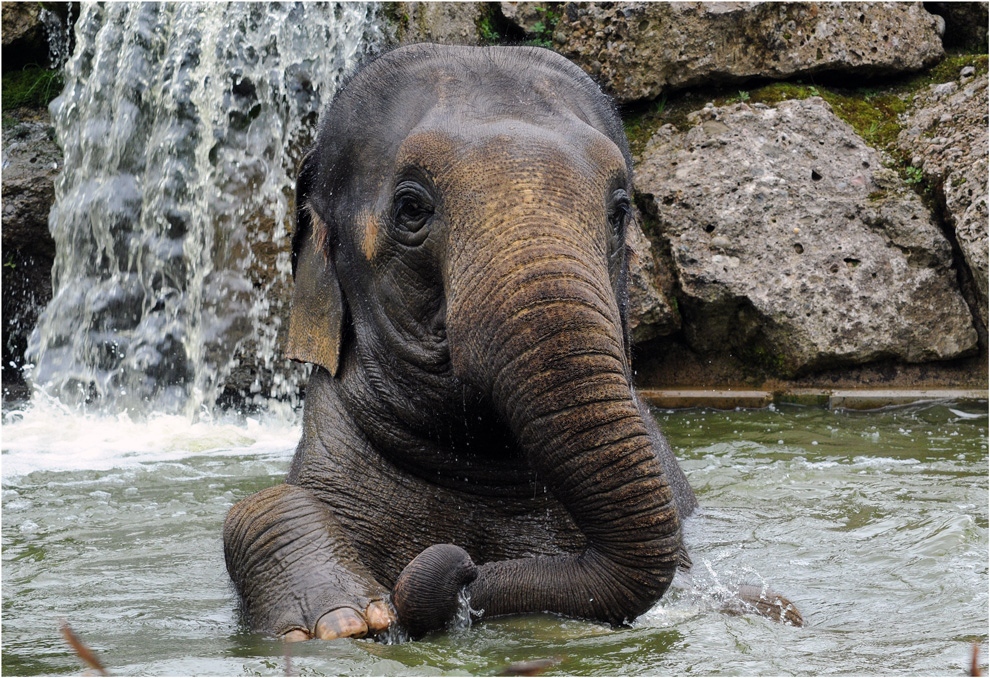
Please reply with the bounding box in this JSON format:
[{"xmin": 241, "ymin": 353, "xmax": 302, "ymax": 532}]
[{"xmin": 59, "ymin": 621, "xmax": 108, "ymax": 676}]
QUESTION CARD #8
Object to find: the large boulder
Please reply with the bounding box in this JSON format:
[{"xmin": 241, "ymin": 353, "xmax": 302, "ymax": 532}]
[
  {"xmin": 897, "ymin": 66, "xmax": 989, "ymax": 333},
  {"xmin": 554, "ymin": 2, "xmax": 945, "ymax": 103},
  {"xmin": 634, "ymin": 97, "xmax": 978, "ymax": 375}
]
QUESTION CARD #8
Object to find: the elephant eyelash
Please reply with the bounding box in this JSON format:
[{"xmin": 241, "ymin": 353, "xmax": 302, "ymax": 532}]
[
  {"xmin": 391, "ymin": 181, "xmax": 435, "ymax": 243},
  {"xmin": 395, "ymin": 195, "xmax": 432, "ymax": 223}
]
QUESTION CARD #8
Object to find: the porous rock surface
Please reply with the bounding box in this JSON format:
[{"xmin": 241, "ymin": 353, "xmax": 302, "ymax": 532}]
[
  {"xmin": 1, "ymin": 3, "xmax": 45, "ymax": 49},
  {"xmin": 634, "ymin": 97, "xmax": 978, "ymax": 375},
  {"xmin": 897, "ymin": 67, "xmax": 989, "ymax": 331},
  {"xmin": 386, "ymin": 2, "xmax": 484, "ymax": 45},
  {"xmin": 625, "ymin": 213, "xmax": 680, "ymax": 343},
  {"xmin": 553, "ymin": 2, "xmax": 945, "ymax": 102}
]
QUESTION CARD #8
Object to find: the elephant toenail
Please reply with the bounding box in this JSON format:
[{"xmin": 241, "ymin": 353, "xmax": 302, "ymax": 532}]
[
  {"xmin": 365, "ymin": 600, "xmax": 396, "ymax": 633},
  {"xmin": 282, "ymin": 628, "xmax": 310, "ymax": 642},
  {"xmin": 315, "ymin": 608, "xmax": 368, "ymax": 640}
]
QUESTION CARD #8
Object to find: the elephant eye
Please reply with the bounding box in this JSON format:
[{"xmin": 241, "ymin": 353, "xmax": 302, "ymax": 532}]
[
  {"xmin": 608, "ymin": 189, "xmax": 631, "ymax": 237},
  {"xmin": 392, "ymin": 181, "xmax": 434, "ymax": 245}
]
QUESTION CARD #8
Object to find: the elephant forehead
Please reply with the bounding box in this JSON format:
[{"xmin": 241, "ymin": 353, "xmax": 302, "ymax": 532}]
[{"xmin": 395, "ymin": 122, "xmax": 626, "ymax": 184}]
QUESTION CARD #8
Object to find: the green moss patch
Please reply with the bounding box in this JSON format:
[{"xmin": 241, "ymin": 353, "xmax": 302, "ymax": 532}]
[{"xmin": 624, "ymin": 52, "xmax": 988, "ymax": 190}]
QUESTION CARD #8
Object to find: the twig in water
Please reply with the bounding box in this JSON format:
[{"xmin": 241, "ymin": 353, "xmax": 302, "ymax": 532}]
[
  {"xmin": 59, "ymin": 620, "xmax": 109, "ymax": 676},
  {"xmin": 972, "ymin": 642, "xmax": 982, "ymax": 677}
]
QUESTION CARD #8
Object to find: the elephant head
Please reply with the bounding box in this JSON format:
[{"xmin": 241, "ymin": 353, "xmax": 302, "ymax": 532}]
[{"xmin": 286, "ymin": 44, "xmax": 693, "ymax": 632}]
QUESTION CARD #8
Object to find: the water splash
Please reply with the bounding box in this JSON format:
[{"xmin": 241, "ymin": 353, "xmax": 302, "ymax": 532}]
[
  {"xmin": 0, "ymin": 390, "xmax": 299, "ymax": 480},
  {"xmin": 26, "ymin": 2, "xmax": 383, "ymax": 417},
  {"xmin": 377, "ymin": 587, "xmax": 479, "ymax": 645},
  {"xmin": 451, "ymin": 586, "xmax": 482, "ymax": 632},
  {"xmin": 38, "ymin": 4, "xmax": 71, "ymax": 70}
]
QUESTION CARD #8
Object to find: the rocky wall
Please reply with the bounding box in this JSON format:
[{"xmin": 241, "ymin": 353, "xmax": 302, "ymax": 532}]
[
  {"xmin": 387, "ymin": 1, "xmax": 988, "ymax": 387},
  {"xmin": 3, "ymin": 1, "xmax": 987, "ymax": 406},
  {"xmin": 1, "ymin": 2, "xmax": 75, "ymax": 400}
]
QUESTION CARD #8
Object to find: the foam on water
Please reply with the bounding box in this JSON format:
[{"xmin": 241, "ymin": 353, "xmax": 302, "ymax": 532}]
[{"xmin": 1, "ymin": 393, "xmax": 299, "ymax": 480}]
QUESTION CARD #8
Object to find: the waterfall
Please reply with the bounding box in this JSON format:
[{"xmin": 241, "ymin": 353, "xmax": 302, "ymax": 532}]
[{"xmin": 26, "ymin": 2, "xmax": 384, "ymax": 417}]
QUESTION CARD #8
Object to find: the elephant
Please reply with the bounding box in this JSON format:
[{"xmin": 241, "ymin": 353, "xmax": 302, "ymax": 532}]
[{"xmin": 224, "ymin": 43, "xmax": 780, "ymax": 642}]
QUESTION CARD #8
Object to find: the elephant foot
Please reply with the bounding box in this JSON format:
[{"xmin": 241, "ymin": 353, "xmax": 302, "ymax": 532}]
[
  {"xmin": 282, "ymin": 601, "xmax": 395, "ymax": 642},
  {"xmin": 392, "ymin": 544, "xmax": 478, "ymax": 638},
  {"xmin": 735, "ymin": 585, "xmax": 804, "ymax": 627}
]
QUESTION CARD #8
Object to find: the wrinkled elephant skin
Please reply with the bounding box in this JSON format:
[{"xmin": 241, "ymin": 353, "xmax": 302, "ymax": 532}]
[{"xmin": 223, "ymin": 44, "xmax": 698, "ymax": 641}]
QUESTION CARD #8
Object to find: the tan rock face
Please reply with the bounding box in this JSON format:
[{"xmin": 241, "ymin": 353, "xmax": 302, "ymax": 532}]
[
  {"xmin": 554, "ymin": 2, "xmax": 944, "ymax": 103},
  {"xmin": 634, "ymin": 97, "xmax": 978, "ymax": 375},
  {"xmin": 1, "ymin": 3, "xmax": 44, "ymax": 49},
  {"xmin": 387, "ymin": 3, "xmax": 485, "ymax": 45},
  {"xmin": 897, "ymin": 68, "xmax": 989, "ymax": 332}
]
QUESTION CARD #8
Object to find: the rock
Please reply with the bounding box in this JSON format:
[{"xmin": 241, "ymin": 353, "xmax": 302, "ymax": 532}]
[
  {"xmin": 634, "ymin": 97, "xmax": 978, "ymax": 375},
  {"xmin": 499, "ymin": 2, "xmax": 549, "ymax": 37},
  {"xmin": 626, "ymin": 211, "xmax": 680, "ymax": 343},
  {"xmin": 897, "ymin": 70, "xmax": 989, "ymax": 332},
  {"xmin": 2, "ymin": 119, "xmax": 61, "ymax": 400},
  {"xmin": 554, "ymin": 2, "xmax": 945, "ymax": 103},
  {"xmin": 1, "ymin": 2, "xmax": 73, "ymax": 72},
  {"xmin": 961, "ymin": 65, "xmax": 976, "ymax": 78},
  {"xmin": 1, "ymin": 121, "xmax": 59, "ymax": 256},
  {"xmin": 932, "ymin": 81, "xmax": 958, "ymax": 97},
  {"xmin": 384, "ymin": 2, "xmax": 485, "ymax": 45},
  {"xmin": 2, "ymin": 3, "xmax": 45, "ymax": 51},
  {"xmin": 924, "ymin": 2, "xmax": 989, "ymax": 50}
]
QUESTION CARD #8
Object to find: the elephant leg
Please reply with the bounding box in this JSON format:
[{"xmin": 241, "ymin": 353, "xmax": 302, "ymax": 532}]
[{"xmin": 223, "ymin": 483, "xmax": 394, "ymax": 640}]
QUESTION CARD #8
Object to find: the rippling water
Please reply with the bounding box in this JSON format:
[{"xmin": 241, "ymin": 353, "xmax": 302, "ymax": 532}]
[{"xmin": 2, "ymin": 400, "xmax": 986, "ymax": 675}]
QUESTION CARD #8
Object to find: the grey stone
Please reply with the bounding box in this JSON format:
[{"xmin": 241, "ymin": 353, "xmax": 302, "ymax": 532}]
[
  {"xmin": 961, "ymin": 65, "xmax": 977, "ymax": 78},
  {"xmin": 2, "ymin": 121, "xmax": 59, "ymax": 257},
  {"xmin": 625, "ymin": 212, "xmax": 680, "ymax": 343},
  {"xmin": 554, "ymin": 2, "xmax": 945, "ymax": 103},
  {"xmin": 933, "ymin": 81, "xmax": 958, "ymax": 97},
  {"xmin": 898, "ymin": 70, "xmax": 989, "ymax": 331},
  {"xmin": 634, "ymin": 97, "xmax": 977, "ymax": 375}
]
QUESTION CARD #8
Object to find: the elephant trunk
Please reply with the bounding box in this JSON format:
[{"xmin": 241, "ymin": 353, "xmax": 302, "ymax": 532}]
[{"xmin": 445, "ymin": 211, "xmax": 682, "ymax": 625}]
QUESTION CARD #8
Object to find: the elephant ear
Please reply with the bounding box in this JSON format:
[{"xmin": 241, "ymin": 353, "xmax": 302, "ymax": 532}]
[{"xmin": 286, "ymin": 151, "xmax": 345, "ymax": 376}]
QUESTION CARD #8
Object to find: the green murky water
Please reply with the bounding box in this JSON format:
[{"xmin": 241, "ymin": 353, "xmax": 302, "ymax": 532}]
[{"xmin": 2, "ymin": 400, "xmax": 987, "ymax": 675}]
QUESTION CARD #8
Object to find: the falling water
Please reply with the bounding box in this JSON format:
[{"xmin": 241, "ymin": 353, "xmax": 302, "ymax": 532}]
[{"xmin": 25, "ymin": 2, "xmax": 384, "ymax": 417}]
